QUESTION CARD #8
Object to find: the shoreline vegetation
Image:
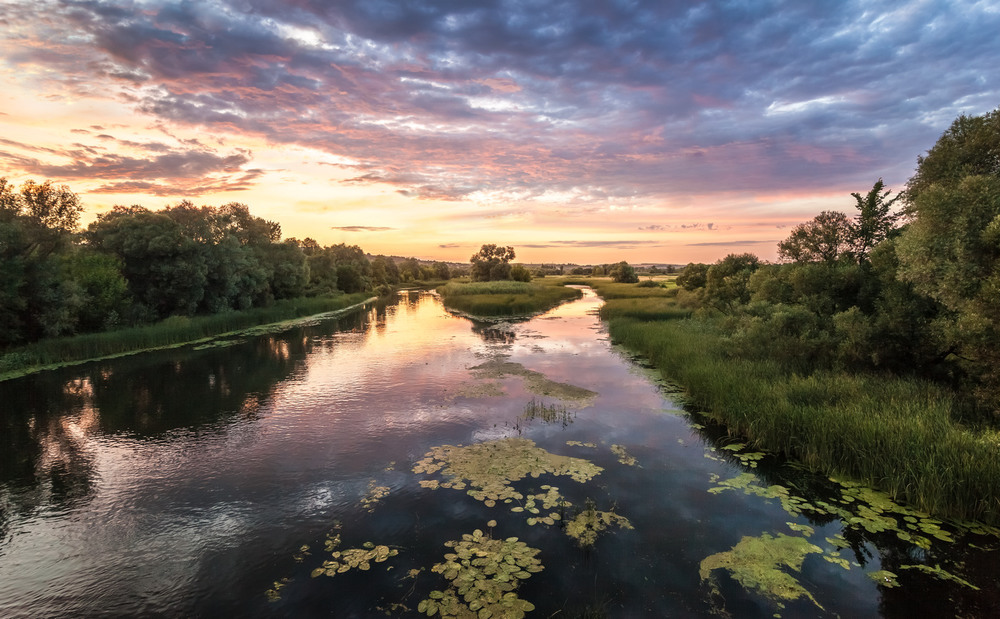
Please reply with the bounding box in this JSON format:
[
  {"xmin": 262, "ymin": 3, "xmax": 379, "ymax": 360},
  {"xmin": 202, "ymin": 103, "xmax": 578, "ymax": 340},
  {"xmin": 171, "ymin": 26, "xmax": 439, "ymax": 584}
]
[
  {"xmin": 580, "ymin": 277, "xmax": 1000, "ymax": 526},
  {"xmin": 0, "ymin": 293, "xmax": 375, "ymax": 381},
  {"xmin": 437, "ymin": 279, "xmax": 582, "ymax": 318}
]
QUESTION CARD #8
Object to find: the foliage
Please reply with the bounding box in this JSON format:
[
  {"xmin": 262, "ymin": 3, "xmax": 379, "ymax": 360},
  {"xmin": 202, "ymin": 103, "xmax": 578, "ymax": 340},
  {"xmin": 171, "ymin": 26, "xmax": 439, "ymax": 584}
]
[
  {"xmin": 437, "ymin": 279, "xmax": 581, "ymax": 317},
  {"xmin": 850, "ymin": 178, "xmax": 902, "ymax": 262},
  {"xmin": 608, "ymin": 260, "xmax": 639, "ymax": 283},
  {"xmin": 676, "ymin": 263, "xmax": 709, "ymax": 291},
  {"xmin": 777, "ymin": 210, "xmax": 852, "ymax": 264},
  {"xmin": 469, "ymin": 244, "xmax": 516, "ymax": 282},
  {"xmin": 704, "ymin": 253, "xmax": 760, "ymax": 311},
  {"xmin": 509, "ymin": 263, "xmax": 532, "ymax": 282}
]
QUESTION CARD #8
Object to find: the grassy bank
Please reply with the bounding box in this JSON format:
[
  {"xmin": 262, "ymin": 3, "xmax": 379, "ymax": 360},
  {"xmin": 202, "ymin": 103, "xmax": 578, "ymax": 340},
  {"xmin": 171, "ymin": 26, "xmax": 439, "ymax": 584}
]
[
  {"xmin": 438, "ymin": 278, "xmax": 582, "ymax": 318},
  {"xmin": 0, "ymin": 293, "xmax": 374, "ymax": 381},
  {"xmin": 589, "ymin": 280, "xmax": 1000, "ymax": 524}
]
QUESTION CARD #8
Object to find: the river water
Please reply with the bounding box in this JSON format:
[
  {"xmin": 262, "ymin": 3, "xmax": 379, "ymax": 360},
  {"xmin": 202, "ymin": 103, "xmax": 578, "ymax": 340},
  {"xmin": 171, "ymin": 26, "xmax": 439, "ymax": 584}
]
[{"xmin": 1, "ymin": 288, "xmax": 997, "ymax": 617}]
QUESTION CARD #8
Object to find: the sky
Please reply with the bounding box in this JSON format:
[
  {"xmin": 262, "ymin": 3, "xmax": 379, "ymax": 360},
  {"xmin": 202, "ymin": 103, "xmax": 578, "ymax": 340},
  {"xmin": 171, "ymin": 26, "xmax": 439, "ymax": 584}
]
[{"xmin": 0, "ymin": 1, "xmax": 997, "ymax": 264}]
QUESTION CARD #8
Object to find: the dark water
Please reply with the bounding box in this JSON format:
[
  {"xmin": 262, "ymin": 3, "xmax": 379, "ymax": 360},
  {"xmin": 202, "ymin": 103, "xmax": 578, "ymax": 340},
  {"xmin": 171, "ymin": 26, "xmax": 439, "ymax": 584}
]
[{"xmin": 1, "ymin": 289, "xmax": 998, "ymax": 618}]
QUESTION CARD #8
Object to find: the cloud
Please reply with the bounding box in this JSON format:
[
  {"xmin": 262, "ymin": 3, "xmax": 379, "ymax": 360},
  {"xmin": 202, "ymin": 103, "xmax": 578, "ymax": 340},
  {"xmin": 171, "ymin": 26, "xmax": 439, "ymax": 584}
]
[
  {"xmin": 686, "ymin": 240, "xmax": 779, "ymax": 247},
  {"xmin": 522, "ymin": 240, "xmax": 662, "ymax": 249},
  {"xmin": 2, "ymin": 0, "xmax": 999, "ymax": 216},
  {"xmin": 331, "ymin": 226, "xmax": 396, "ymax": 232}
]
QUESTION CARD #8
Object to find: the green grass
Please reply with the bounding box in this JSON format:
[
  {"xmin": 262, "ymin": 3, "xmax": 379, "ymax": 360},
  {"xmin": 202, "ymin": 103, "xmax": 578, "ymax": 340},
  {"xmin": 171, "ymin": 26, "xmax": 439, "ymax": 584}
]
[
  {"xmin": 596, "ymin": 290, "xmax": 1000, "ymax": 524},
  {"xmin": 0, "ymin": 293, "xmax": 374, "ymax": 381},
  {"xmin": 438, "ymin": 278, "xmax": 582, "ymax": 318}
]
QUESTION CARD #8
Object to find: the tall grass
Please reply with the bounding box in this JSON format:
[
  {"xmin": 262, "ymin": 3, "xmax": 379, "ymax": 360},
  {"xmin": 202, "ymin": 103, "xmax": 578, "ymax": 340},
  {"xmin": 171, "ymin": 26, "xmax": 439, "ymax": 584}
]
[
  {"xmin": 0, "ymin": 293, "xmax": 373, "ymax": 379},
  {"xmin": 600, "ymin": 295, "xmax": 1000, "ymax": 524},
  {"xmin": 438, "ymin": 279, "xmax": 582, "ymax": 317}
]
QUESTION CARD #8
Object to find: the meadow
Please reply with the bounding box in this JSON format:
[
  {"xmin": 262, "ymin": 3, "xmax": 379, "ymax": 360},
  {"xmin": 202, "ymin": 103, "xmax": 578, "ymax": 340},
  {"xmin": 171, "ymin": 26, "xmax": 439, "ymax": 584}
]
[
  {"xmin": 437, "ymin": 278, "xmax": 582, "ymax": 318},
  {"xmin": 586, "ymin": 278, "xmax": 1000, "ymax": 524}
]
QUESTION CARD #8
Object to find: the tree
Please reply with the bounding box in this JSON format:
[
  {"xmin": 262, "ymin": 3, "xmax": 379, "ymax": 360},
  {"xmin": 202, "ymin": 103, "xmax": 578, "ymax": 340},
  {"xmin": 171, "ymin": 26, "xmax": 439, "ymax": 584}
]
[
  {"xmin": 510, "ymin": 264, "xmax": 532, "ymax": 282},
  {"xmin": 777, "ymin": 210, "xmax": 852, "ymax": 264},
  {"xmin": 676, "ymin": 263, "xmax": 709, "ymax": 290},
  {"xmin": 850, "ymin": 178, "xmax": 902, "ymax": 262},
  {"xmin": 704, "ymin": 253, "xmax": 761, "ymax": 311},
  {"xmin": 470, "ymin": 244, "xmax": 515, "ymax": 281},
  {"xmin": 896, "ymin": 106, "xmax": 1000, "ymax": 409},
  {"xmin": 608, "ymin": 261, "xmax": 639, "ymax": 283}
]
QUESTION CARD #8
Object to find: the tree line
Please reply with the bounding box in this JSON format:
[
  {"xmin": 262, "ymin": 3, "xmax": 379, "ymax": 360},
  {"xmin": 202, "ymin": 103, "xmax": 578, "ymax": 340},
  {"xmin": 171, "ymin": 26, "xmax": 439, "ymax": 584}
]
[
  {"xmin": 0, "ymin": 187, "xmax": 454, "ymax": 348},
  {"xmin": 673, "ymin": 106, "xmax": 1000, "ymax": 414}
]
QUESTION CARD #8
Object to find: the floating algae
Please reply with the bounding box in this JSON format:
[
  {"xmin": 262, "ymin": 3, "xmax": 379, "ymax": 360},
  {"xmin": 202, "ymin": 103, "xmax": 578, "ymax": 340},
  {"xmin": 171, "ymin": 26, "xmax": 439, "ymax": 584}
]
[
  {"xmin": 469, "ymin": 359, "xmax": 598, "ymax": 403},
  {"xmin": 310, "ymin": 534, "xmax": 399, "ymax": 578},
  {"xmin": 699, "ymin": 533, "xmax": 824, "ymax": 611},
  {"xmin": 566, "ymin": 440, "xmax": 597, "ymax": 448},
  {"xmin": 610, "ymin": 444, "xmax": 638, "ymax": 466},
  {"xmin": 418, "ymin": 527, "xmax": 543, "ymax": 619},
  {"xmin": 564, "ymin": 499, "xmax": 633, "ymax": 548},
  {"xmin": 360, "ymin": 479, "xmax": 390, "ymax": 512},
  {"xmin": 412, "ymin": 438, "xmax": 603, "ymax": 508}
]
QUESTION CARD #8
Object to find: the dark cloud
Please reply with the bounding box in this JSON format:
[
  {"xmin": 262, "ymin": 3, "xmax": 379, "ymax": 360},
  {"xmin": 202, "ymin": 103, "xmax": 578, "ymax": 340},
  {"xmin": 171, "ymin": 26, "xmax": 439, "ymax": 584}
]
[
  {"xmin": 3, "ymin": 0, "xmax": 999, "ymax": 204},
  {"xmin": 332, "ymin": 226, "xmax": 396, "ymax": 232}
]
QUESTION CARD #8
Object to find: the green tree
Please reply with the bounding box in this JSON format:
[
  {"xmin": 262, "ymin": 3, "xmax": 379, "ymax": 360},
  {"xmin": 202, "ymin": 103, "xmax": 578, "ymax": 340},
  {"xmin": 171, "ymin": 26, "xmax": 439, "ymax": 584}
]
[
  {"xmin": 896, "ymin": 107, "xmax": 1000, "ymax": 408},
  {"xmin": 510, "ymin": 264, "xmax": 532, "ymax": 282},
  {"xmin": 704, "ymin": 253, "xmax": 761, "ymax": 311},
  {"xmin": 676, "ymin": 263, "xmax": 709, "ymax": 290},
  {"xmin": 470, "ymin": 244, "xmax": 515, "ymax": 281},
  {"xmin": 608, "ymin": 261, "xmax": 639, "ymax": 283},
  {"xmin": 850, "ymin": 178, "xmax": 902, "ymax": 262},
  {"xmin": 777, "ymin": 210, "xmax": 853, "ymax": 264}
]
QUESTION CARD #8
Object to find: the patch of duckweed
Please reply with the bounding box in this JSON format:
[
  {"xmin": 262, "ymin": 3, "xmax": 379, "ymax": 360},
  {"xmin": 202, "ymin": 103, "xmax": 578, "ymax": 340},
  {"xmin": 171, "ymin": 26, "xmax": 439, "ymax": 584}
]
[
  {"xmin": 699, "ymin": 533, "xmax": 824, "ymax": 611},
  {"xmin": 610, "ymin": 444, "xmax": 638, "ymax": 466},
  {"xmin": 412, "ymin": 438, "xmax": 603, "ymax": 508},
  {"xmin": 418, "ymin": 527, "xmax": 542, "ymax": 618},
  {"xmin": 449, "ymin": 380, "xmax": 507, "ymax": 400},
  {"xmin": 361, "ymin": 479, "xmax": 390, "ymax": 512},
  {"xmin": 564, "ymin": 499, "xmax": 633, "ymax": 548},
  {"xmin": 566, "ymin": 440, "xmax": 597, "ymax": 448},
  {"xmin": 470, "ymin": 359, "xmax": 598, "ymax": 403},
  {"xmin": 899, "ymin": 564, "xmax": 981, "ymax": 590}
]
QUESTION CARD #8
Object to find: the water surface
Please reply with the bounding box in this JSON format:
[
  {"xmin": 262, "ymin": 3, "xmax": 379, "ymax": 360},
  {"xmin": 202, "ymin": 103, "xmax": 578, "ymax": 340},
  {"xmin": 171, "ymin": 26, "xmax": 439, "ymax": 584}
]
[{"xmin": 1, "ymin": 289, "xmax": 997, "ymax": 617}]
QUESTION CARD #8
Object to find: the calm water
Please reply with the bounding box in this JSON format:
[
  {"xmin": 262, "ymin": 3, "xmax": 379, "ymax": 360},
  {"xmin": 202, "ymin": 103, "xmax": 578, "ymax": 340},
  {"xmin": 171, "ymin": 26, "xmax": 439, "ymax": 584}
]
[{"xmin": 1, "ymin": 289, "xmax": 998, "ymax": 617}]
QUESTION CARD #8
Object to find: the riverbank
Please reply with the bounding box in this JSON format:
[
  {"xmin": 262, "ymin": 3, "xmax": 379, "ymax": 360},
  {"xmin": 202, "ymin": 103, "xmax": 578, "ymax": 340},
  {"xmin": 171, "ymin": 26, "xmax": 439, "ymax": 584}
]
[
  {"xmin": 437, "ymin": 278, "xmax": 582, "ymax": 318},
  {"xmin": 0, "ymin": 293, "xmax": 376, "ymax": 382},
  {"xmin": 585, "ymin": 278, "xmax": 1000, "ymax": 525}
]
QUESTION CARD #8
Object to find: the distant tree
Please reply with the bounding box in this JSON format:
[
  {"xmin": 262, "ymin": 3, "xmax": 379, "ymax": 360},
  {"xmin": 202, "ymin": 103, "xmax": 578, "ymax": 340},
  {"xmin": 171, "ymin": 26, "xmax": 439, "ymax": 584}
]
[
  {"xmin": 704, "ymin": 253, "xmax": 761, "ymax": 311},
  {"xmin": 432, "ymin": 261, "xmax": 452, "ymax": 280},
  {"xmin": 608, "ymin": 261, "xmax": 639, "ymax": 283},
  {"xmin": 510, "ymin": 264, "xmax": 532, "ymax": 282},
  {"xmin": 570, "ymin": 266, "xmax": 589, "ymax": 275},
  {"xmin": 470, "ymin": 244, "xmax": 515, "ymax": 281},
  {"xmin": 777, "ymin": 210, "xmax": 853, "ymax": 264},
  {"xmin": 591, "ymin": 265, "xmax": 606, "ymax": 276},
  {"xmin": 371, "ymin": 255, "xmax": 401, "ymax": 286},
  {"xmin": 676, "ymin": 263, "xmax": 709, "ymax": 290},
  {"xmin": 399, "ymin": 257, "xmax": 421, "ymax": 281}
]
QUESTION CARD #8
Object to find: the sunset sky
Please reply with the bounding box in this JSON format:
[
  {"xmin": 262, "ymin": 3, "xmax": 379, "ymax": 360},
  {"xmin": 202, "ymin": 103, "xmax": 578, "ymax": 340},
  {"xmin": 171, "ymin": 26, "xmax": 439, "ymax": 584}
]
[{"xmin": 1, "ymin": 1, "xmax": 997, "ymax": 264}]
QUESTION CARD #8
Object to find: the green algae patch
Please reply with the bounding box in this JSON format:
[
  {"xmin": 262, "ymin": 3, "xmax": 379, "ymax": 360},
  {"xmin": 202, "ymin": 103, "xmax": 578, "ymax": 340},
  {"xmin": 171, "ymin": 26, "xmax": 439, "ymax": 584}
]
[
  {"xmin": 564, "ymin": 499, "xmax": 633, "ymax": 548},
  {"xmin": 470, "ymin": 359, "xmax": 598, "ymax": 403},
  {"xmin": 610, "ymin": 444, "xmax": 638, "ymax": 466},
  {"xmin": 447, "ymin": 380, "xmax": 507, "ymax": 400},
  {"xmin": 899, "ymin": 564, "xmax": 981, "ymax": 590},
  {"xmin": 699, "ymin": 533, "xmax": 824, "ymax": 610},
  {"xmin": 419, "ymin": 527, "xmax": 542, "ymax": 618},
  {"xmin": 413, "ymin": 438, "xmax": 603, "ymax": 507},
  {"xmin": 566, "ymin": 440, "xmax": 597, "ymax": 448}
]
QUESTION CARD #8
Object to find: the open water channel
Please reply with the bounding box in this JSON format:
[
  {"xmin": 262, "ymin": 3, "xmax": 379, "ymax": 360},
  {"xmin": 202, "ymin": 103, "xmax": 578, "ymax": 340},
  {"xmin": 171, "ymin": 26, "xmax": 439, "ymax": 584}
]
[{"xmin": 1, "ymin": 288, "xmax": 998, "ymax": 617}]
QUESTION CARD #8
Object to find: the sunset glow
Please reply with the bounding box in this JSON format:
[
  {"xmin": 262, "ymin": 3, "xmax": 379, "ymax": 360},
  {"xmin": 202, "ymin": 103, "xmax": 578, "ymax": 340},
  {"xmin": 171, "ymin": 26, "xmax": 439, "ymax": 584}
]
[{"xmin": 1, "ymin": 0, "xmax": 997, "ymax": 263}]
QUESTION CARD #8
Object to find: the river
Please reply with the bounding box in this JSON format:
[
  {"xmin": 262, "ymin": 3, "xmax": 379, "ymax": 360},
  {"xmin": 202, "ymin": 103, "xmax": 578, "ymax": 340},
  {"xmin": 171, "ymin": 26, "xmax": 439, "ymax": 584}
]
[{"xmin": 1, "ymin": 288, "xmax": 997, "ymax": 617}]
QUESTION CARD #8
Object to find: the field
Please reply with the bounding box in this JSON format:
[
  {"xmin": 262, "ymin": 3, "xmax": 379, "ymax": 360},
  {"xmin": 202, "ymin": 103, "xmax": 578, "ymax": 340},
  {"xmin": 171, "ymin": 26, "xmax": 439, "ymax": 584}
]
[{"xmin": 437, "ymin": 278, "xmax": 582, "ymax": 318}]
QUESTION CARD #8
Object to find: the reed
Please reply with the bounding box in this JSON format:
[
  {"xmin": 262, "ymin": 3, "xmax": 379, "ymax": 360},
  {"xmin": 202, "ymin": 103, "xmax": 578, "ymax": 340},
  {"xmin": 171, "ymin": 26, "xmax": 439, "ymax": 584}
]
[
  {"xmin": 0, "ymin": 293, "xmax": 373, "ymax": 380},
  {"xmin": 600, "ymin": 294, "xmax": 1000, "ymax": 524}
]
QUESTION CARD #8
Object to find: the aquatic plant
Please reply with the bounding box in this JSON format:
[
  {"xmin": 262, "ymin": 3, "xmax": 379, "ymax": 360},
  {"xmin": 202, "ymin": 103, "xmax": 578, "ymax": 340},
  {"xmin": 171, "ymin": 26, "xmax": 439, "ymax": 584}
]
[
  {"xmin": 470, "ymin": 359, "xmax": 598, "ymax": 403},
  {"xmin": 699, "ymin": 533, "xmax": 824, "ymax": 610},
  {"xmin": 413, "ymin": 438, "xmax": 603, "ymax": 508},
  {"xmin": 564, "ymin": 499, "xmax": 633, "ymax": 548},
  {"xmin": 311, "ymin": 539, "xmax": 399, "ymax": 578},
  {"xmin": 566, "ymin": 440, "xmax": 597, "ymax": 448},
  {"xmin": 360, "ymin": 479, "xmax": 390, "ymax": 512},
  {"xmin": 518, "ymin": 398, "xmax": 573, "ymax": 427},
  {"xmin": 418, "ymin": 527, "xmax": 543, "ymax": 618},
  {"xmin": 610, "ymin": 444, "xmax": 637, "ymax": 466}
]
